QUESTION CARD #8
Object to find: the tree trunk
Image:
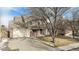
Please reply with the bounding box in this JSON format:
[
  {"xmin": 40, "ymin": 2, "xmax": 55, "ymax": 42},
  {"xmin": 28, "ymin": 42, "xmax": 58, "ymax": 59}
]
[
  {"xmin": 72, "ymin": 30, "xmax": 75, "ymax": 39},
  {"xmin": 51, "ymin": 35, "xmax": 56, "ymax": 47}
]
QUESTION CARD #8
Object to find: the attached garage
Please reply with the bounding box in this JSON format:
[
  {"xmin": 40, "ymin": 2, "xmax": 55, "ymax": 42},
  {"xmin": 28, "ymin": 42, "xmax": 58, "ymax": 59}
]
[{"xmin": 11, "ymin": 28, "xmax": 30, "ymax": 38}]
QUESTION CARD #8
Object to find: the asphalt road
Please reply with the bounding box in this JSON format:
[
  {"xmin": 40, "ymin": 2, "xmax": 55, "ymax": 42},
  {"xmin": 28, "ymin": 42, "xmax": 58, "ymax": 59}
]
[{"xmin": 8, "ymin": 37, "xmax": 58, "ymax": 51}]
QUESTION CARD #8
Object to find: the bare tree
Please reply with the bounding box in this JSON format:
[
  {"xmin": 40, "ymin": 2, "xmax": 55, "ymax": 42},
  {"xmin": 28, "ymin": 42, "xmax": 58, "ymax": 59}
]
[
  {"xmin": 30, "ymin": 7, "xmax": 70, "ymax": 46},
  {"xmin": 12, "ymin": 16, "xmax": 28, "ymax": 29},
  {"xmin": 12, "ymin": 7, "xmax": 70, "ymax": 47},
  {"xmin": 68, "ymin": 10, "xmax": 79, "ymax": 39}
]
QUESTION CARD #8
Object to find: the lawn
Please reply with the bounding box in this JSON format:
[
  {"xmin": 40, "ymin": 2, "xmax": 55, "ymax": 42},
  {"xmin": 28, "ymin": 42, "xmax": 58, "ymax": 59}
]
[{"xmin": 37, "ymin": 36, "xmax": 78, "ymax": 47}]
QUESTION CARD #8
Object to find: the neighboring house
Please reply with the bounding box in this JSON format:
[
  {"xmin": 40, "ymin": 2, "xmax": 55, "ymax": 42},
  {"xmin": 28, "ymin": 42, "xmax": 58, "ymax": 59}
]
[
  {"xmin": 0, "ymin": 25, "xmax": 8, "ymax": 39},
  {"xmin": 64, "ymin": 19, "xmax": 79, "ymax": 36}
]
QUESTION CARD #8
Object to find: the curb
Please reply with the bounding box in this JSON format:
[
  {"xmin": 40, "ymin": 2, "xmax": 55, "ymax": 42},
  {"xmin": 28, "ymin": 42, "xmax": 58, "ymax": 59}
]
[
  {"xmin": 39, "ymin": 40, "xmax": 79, "ymax": 51},
  {"xmin": 57, "ymin": 43, "xmax": 79, "ymax": 51},
  {"xmin": 40, "ymin": 41, "xmax": 54, "ymax": 47}
]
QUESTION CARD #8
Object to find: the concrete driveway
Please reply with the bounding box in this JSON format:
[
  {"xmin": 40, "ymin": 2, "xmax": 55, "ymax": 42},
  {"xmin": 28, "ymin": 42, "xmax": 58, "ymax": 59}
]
[{"xmin": 8, "ymin": 37, "xmax": 58, "ymax": 51}]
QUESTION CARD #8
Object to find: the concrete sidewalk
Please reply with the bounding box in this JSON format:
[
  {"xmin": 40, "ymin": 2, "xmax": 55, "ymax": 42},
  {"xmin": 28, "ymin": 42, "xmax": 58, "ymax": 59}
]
[
  {"xmin": 40, "ymin": 40, "xmax": 79, "ymax": 51},
  {"xmin": 57, "ymin": 43, "xmax": 79, "ymax": 51}
]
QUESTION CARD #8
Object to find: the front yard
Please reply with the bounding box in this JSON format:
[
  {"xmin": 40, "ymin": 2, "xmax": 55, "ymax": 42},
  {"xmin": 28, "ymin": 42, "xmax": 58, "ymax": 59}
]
[{"xmin": 37, "ymin": 36, "xmax": 78, "ymax": 47}]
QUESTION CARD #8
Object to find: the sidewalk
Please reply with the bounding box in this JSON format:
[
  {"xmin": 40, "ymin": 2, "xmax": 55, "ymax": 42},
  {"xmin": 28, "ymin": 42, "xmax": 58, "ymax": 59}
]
[
  {"xmin": 57, "ymin": 43, "xmax": 79, "ymax": 51},
  {"xmin": 40, "ymin": 40, "xmax": 79, "ymax": 51}
]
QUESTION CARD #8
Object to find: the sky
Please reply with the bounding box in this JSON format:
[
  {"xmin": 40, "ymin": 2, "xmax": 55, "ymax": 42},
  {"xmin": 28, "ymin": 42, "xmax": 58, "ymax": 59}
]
[
  {"xmin": 0, "ymin": 7, "xmax": 79, "ymax": 28},
  {"xmin": 0, "ymin": 7, "xmax": 31, "ymax": 27},
  {"xmin": 64, "ymin": 7, "xmax": 79, "ymax": 19}
]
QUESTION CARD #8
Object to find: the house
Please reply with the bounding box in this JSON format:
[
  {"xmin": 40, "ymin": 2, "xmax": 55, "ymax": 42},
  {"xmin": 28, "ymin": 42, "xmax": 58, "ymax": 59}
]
[
  {"xmin": 9, "ymin": 16, "xmax": 31, "ymax": 38},
  {"xmin": 25, "ymin": 17, "xmax": 50, "ymax": 37},
  {"xmin": 9, "ymin": 16, "xmax": 50, "ymax": 38}
]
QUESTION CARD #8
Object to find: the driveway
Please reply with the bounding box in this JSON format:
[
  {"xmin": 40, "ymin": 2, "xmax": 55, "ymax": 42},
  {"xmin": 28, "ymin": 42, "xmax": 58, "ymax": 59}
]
[{"xmin": 8, "ymin": 37, "xmax": 58, "ymax": 51}]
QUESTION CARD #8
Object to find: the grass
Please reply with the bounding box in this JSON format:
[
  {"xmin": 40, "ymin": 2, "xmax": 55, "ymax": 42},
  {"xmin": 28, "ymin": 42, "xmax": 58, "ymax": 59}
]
[
  {"xmin": 57, "ymin": 35, "xmax": 72, "ymax": 39},
  {"xmin": 37, "ymin": 35, "xmax": 78, "ymax": 47},
  {"xmin": 55, "ymin": 38, "xmax": 78, "ymax": 47}
]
